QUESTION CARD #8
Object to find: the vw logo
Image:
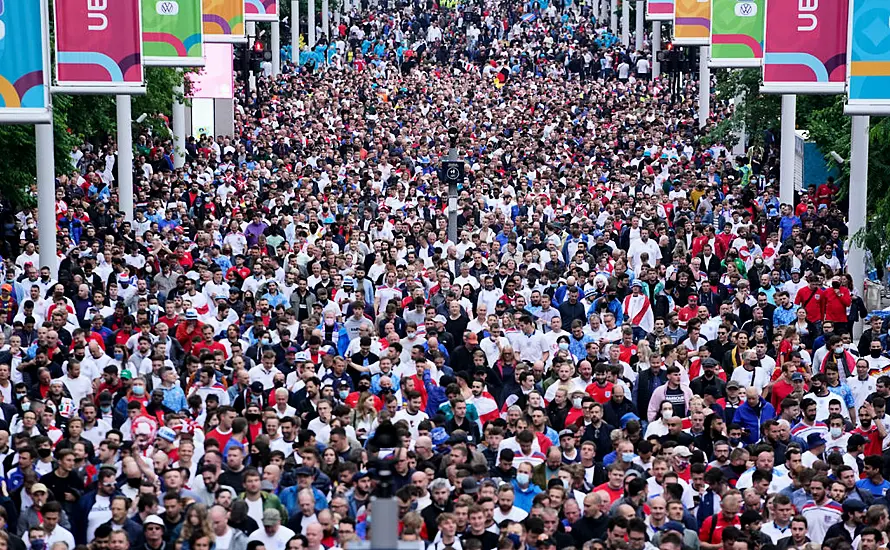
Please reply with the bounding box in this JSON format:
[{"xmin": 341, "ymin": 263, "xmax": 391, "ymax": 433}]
[{"xmin": 156, "ymin": 1, "xmax": 180, "ymax": 15}]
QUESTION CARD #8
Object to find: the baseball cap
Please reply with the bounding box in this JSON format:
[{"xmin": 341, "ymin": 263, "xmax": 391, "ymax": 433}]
[
  {"xmin": 461, "ymin": 477, "xmax": 479, "ymax": 494},
  {"xmin": 157, "ymin": 427, "xmax": 177, "ymax": 443},
  {"xmin": 434, "ymin": 314, "xmax": 447, "ymax": 324},
  {"xmin": 262, "ymin": 509, "xmax": 282, "ymax": 526},
  {"xmin": 31, "ymin": 483, "xmax": 48, "ymax": 494},
  {"xmin": 673, "ymin": 447, "xmax": 692, "ymax": 458},
  {"xmin": 144, "ymin": 515, "xmax": 165, "ymax": 528},
  {"xmin": 791, "ymin": 372, "xmax": 804, "ymax": 382},
  {"xmin": 185, "ymin": 308, "xmax": 199, "ymax": 320},
  {"xmin": 726, "ymin": 380, "xmax": 741, "ymax": 390}
]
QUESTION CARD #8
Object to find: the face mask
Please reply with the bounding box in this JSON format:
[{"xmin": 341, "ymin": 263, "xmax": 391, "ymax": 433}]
[
  {"xmin": 37, "ymin": 448, "xmax": 52, "ymax": 459},
  {"xmin": 622, "ymin": 452, "xmax": 636, "ymax": 463},
  {"xmin": 261, "ymin": 338, "xmax": 271, "ymax": 346},
  {"xmin": 127, "ymin": 477, "xmax": 142, "ymax": 488},
  {"xmin": 246, "ymin": 413, "xmax": 261, "ymax": 422},
  {"xmin": 101, "ymin": 405, "xmax": 111, "ymax": 413},
  {"xmin": 835, "ymin": 346, "xmax": 844, "ymax": 355},
  {"xmin": 339, "ymin": 390, "xmax": 350, "ymax": 399},
  {"xmin": 32, "ymin": 540, "xmax": 46, "ymax": 550},
  {"xmin": 662, "ymin": 410, "xmax": 673, "ymax": 420},
  {"xmin": 729, "ymin": 437, "xmax": 741, "ymax": 446},
  {"xmin": 406, "ymin": 332, "xmax": 416, "ymax": 339},
  {"xmin": 132, "ymin": 386, "xmax": 145, "ymax": 396},
  {"xmin": 562, "ymin": 479, "xmax": 571, "ymax": 489},
  {"xmin": 830, "ymin": 427, "xmax": 843, "ymax": 438},
  {"xmin": 149, "ymin": 304, "xmax": 159, "ymax": 312},
  {"xmin": 516, "ymin": 473, "xmax": 530, "ymax": 486},
  {"xmin": 273, "ymin": 380, "xmax": 284, "ymax": 389},
  {"xmin": 872, "ymin": 350, "xmax": 883, "ymax": 359},
  {"xmin": 731, "ymin": 463, "xmax": 746, "ymax": 473},
  {"xmin": 16, "ymin": 393, "xmax": 26, "ymax": 400},
  {"xmin": 21, "ymin": 402, "xmax": 30, "ymax": 411},
  {"xmin": 572, "ymin": 397, "xmax": 583, "ymax": 408},
  {"xmin": 114, "ymin": 353, "xmax": 124, "ymax": 361}
]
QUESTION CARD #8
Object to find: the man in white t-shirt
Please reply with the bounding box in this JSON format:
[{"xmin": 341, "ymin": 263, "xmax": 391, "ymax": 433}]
[
  {"xmin": 393, "ymin": 391, "xmax": 429, "ymax": 438},
  {"xmin": 249, "ymin": 509, "xmax": 295, "ymax": 550}
]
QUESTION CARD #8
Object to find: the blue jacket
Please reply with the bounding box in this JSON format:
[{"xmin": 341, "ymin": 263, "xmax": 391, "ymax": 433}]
[
  {"xmin": 732, "ymin": 397, "xmax": 776, "ymax": 445},
  {"xmin": 423, "ymin": 369, "xmax": 448, "ymax": 417},
  {"xmin": 511, "ymin": 480, "xmax": 543, "ymax": 512},
  {"xmin": 74, "ymin": 489, "xmax": 122, "ymax": 545}
]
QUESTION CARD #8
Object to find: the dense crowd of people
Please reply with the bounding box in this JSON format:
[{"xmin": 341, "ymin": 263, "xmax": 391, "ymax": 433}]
[{"xmin": 0, "ymin": 3, "xmax": 881, "ymax": 550}]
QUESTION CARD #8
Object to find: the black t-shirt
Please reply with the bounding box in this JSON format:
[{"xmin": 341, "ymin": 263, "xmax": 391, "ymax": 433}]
[
  {"xmin": 664, "ymin": 386, "xmax": 688, "ymax": 418},
  {"xmin": 461, "ymin": 530, "xmax": 500, "ymax": 550}
]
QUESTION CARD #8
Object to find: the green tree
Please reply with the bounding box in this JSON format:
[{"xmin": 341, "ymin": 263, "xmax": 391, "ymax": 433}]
[{"xmin": 0, "ymin": 67, "xmax": 185, "ymax": 207}]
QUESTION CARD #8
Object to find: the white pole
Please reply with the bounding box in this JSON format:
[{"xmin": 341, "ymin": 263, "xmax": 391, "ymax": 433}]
[
  {"xmin": 848, "ymin": 115, "xmax": 870, "ymax": 301},
  {"xmin": 635, "ymin": 0, "xmax": 644, "ymax": 52},
  {"xmin": 652, "ymin": 21, "xmax": 661, "ymax": 78},
  {"xmin": 779, "ymin": 94, "xmax": 797, "ymax": 205},
  {"xmin": 698, "ymin": 46, "xmax": 710, "ymax": 129},
  {"xmin": 291, "ymin": 0, "xmax": 300, "ymax": 61},
  {"xmin": 621, "ymin": 0, "xmax": 630, "ymax": 47},
  {"xmin": 116, "ymin": 95, "xmax": 134, "ymax": 222},
  {"xmin": 322, "ymin": 0, "xmax": 330, "ymax": 40},
  {"xmin": 610, "ymin": 0, "xmax": 617, "ymax": 35},
  {"xmin": 309, "ymin": 0, "xmax": 316, "ymax": 47},
  {"xmin": 247, "ymin": 22, "xmax": 257, "ymax": 91},
  {"xmin": 733, "ymin": 93, "xmax": 748, "ymax": 156},
  {"xmin": 173, "ymin": 76, "xmax": 186, "ymax": 169},
  {"xmin": 271, "ymin": 22, "xmax": 281, "ymax": 75},
  {"xmin": 36, "ymin": 123, "xmax": 57, "ymax": 277},
  {"xmin": 334, "ymin": 4, "xmax": 340, "ymax": 26}
]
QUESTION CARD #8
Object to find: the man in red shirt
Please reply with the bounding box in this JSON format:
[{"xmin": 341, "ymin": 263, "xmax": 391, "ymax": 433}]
[
  {"xmin": 206, "ymin": 405, "xmax": 238, "ymax": 449},
  {"xmin": 852, "ymin": 402, "xmax": 887, "ymax": 456},
  {"xmin": 594, "ymin": 464, "xmax": 627, "ymax": 506},
  {"xmin": 794, "ymin": 276, "xmax": 824, "ymax": 324},
  {"xmin": 192, "ymin": 324, "xmax": 228, "ymax": 359},
  {"xmin": 822, "ymin": 277, "xmax": 852, "ymax": 329},
  {"xmin": 699, "ymin": 490, "xmax": 741, "ymax": 547},
  {"xmin": 586, "ymin": 364, "xmax": 614, "ymax": 404}
]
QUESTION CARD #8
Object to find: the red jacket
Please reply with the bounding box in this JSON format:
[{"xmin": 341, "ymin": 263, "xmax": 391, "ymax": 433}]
[
  {"xmin": 794, "ymin": 286, "xmax": 824, "ymax": 322},
  {"xmin": 822, "ymin": 287, "xmax": 852, "ymax": 322}
]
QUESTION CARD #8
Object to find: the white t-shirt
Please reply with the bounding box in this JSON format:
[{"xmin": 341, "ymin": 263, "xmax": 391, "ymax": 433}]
[
  {"xmin": 493, "ymin": 506, "xmax": 528, "ymax": 524},
  {"xmin": 249, "ymin": 526, "xmax": 296, "ymax": 550},
  {"xmin": 216, "ymin": 528, "xmax": 234, "ymax": 550},
  {"xmin": 246, "ymin": 497, "xmax": 264, "ymax": 522},
  {"xmin": 88, "ymin": 494, "xmax": 113, "ymax": 541},
  {"xmin": 729, "ymin": 366, "xmax": 771, "ymax": 394},
  {"xmin": 392, "ymin": 409, "xmax": 429, "ymax": 438}
]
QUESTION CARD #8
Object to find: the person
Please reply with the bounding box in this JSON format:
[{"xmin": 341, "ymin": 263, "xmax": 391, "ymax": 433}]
[
  {"xmin": 800, "ymin": 475, "xmax": 842, "ymax": 542},
  {"xmin": 3, "ymin": 0, "xmax": 884, "ymax": 548},
  {"xmin": 248, "ymin": 510, "xmax": 295, "ymax": 550},
  {"xmin": 698, "ymin": 490, "xmax": 742, "ymax": 550}
]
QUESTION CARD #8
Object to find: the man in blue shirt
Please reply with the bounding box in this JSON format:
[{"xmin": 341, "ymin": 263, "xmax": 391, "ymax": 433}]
[{"xmin": 855, "ymin": 455, "xmax": 890, "ymax": 499}]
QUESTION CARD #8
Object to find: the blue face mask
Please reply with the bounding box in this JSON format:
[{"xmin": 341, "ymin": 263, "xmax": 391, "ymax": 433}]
[
  {"xmin": 132, "ymin": 385, "xmax": 145, "ymax": 396},
  {"xmin": 516, "ymin": 472, "xmax": 530, "ymax": 486},
  {"xmin": 114, "ymin": 353, "xmax": 124, "ymax": 361},
  {"xmin": 622, "ymin": 452, "xmax": 636, "ymax": 463}
]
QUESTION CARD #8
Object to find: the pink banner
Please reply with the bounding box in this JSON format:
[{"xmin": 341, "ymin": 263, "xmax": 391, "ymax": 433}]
[
  {"xmin": 53, "ymin": 0, "xmax": 144, "ymax": 88},
  {"xmin": 245, "ymin": 0, "xmax": 278, "ymax": 21},
  {"xmin": 187, "ymin": 44, "xmax": 234, "ymax": 99},
  {"xmin": 762, "ymin": 0, "xmax": 848, "ymax": 94}
]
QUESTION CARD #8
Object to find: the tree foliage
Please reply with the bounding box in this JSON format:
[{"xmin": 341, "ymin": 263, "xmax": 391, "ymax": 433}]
[
  {"xmin": 0, "ymin": 67, "xmax": 185, "ymax": 207},
  {"xmin": 708, "ymin": 68, "xmax": 890, "ymax": 264}
]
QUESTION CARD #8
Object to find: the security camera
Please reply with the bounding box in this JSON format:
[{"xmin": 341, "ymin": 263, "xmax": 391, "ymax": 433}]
[
  {"xmin": 830, "ymin": 151, "xmax": 845, "ymax": 164},
  {"xmin": 136, "ymin": 113, "xmax": 148, "ymax": 124}
]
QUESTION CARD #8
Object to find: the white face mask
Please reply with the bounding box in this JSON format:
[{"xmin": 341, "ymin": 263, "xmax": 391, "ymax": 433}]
[
  {"xmin": 572, "ymin": 397, "xmax": 583, "ymax": 409},
  {"xmin": 662, "ymin": 410, "xmax": 673, "ymax": 420}
]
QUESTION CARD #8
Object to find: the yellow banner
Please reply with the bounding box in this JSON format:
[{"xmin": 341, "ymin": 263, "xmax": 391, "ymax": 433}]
[
  {"xmin": 673, "ymin": 0, "xmax": 711, "ymax": 46},
  {"xmin": 203, "ymin": 0, "xmax": 246, "ymax": 42}
]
